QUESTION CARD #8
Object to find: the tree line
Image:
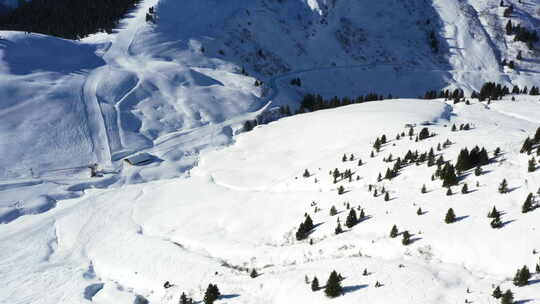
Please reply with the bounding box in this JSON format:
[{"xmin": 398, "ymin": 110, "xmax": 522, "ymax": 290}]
[{"xmin": 0, "ymin": 0, "xmax": 141, "ymax": 39}]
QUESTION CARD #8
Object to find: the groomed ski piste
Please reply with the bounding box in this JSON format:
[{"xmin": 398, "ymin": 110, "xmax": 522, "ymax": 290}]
[{"xmin": 2, "ymin": 0, "xmax": 540, "ymax": 303}]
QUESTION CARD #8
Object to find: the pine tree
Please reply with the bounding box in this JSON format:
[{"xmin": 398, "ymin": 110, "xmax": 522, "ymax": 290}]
[
  {"xmin": 461, "ymin": 183, "xmax": 468, "ymax": 194},
  {"xmin": 296, "ymin": 215, "xmax": 315, "ymax": 240},
  {"xmin": 445, "ymin": 208, "xmax": 456, "ymax": 223},
  {"xmin": 342, "ymin": 154, "xmax": 347, "ymax": 162},
  {"xmin": 521, "ymin": 137, "xmax": 532, "ymax": 153},
  {"xmin": 359, "ymin": 209, "xmax": 365, "ymax": 219},
  {"xmin": 335, "ymin": 222, "xmax": 343, "ymax": 235},
  {"xmin": 501, "ymin": 289, "xmax": 514, "ymax": 304},
  {"xmin": 358, "ymin": 159, "xmax": 363, "ymax": 166},
  {"xmin": 311, "ymin": 276, "xmax": 319, "ymax": 291},
  {"xmin": 345, "ymin": 209, "xmax": 358, "ymax": 228},
  {"xmin": 522, "ymin": 193, "xmax": 534, "ymax": 213},
  {"xmin": 373, "ymin": 138, "xmax": 381, "ymax": 151},
  {"xmin": 250, "ymin": 269, "xmax": 258, "ymax": 278},
  {"xmin": 417, "ymin": 207, "xmax": 423, "ymax": 215},
  {"xmin": 419, "ymin": 127, "xmax": 430, "ymax": 140},
  {"xmin": 338, "ymin": 185, "xmax": 345, "ymax": 195},
  {"xmin": 330, "ymin": 206, "xmax": 337, "ymax": 216},
  {"xmin": 441, "ymin": 164, "xmax": 459, "ymax": 188},
  {"xmin": 324, "ymin": 270, "xmax": 343, "ymax": 298},
  {"xmin": 474, "ymin": 166, "xmax": 482, "ymax": 176},
  {"xmin": 203, "ymin": 284, "xmax": 220, "ymax": 304},
  {"xmin": 446, "ymin": 187, "xmax": 452, "ymax": 196},
  {"xmin": 492, "ymin": 286, "xmax": 502, "ymax": 298},
  {"xmin": 528, "ymin": 157, "xmax": 536, "ymax": 172},
  {"xmin": 421, "ymin": 184, "xmax": 427, "ymax": 194},
  {"xmin": 498, "ymin": 179, "xmax": 509, "ymax": 194},
  {"xmin": 402, "ymin": 230, "xmax": 411, "ymax": 245},
  {"xmin": 513, "ymin": 265, "xmax": 531, "ymax": 286},
  {"xmin": 384, "ymin": 192, "xmax": 390, "ymax": 201},
  {"xmin": 452, "ymin": 124, "xmax": 457, "ymax": 131},
  {"xmin": 390, "ymin": 225, "xmax": 398, "ymax": 238},
  {"xmin": 491, "ymin": 213, "xmax": 503, "ymax": 228},
  {"xmin": 303, "ymin": 169, "xmax": 310, "ymax": 178},
  {"xmin": 488, "ymin": 206, "xmax": 500, "ymax": 218},
  {"xmin": 363, "ymin": 268, "xmax": 368, "ymax": 276},
  {"xmin": 180, "ymin": 292, "xmax": 188, "ymax": 304}
]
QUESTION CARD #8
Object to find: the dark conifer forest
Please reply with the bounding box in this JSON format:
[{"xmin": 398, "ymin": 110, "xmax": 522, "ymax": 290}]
[{"xmin": 0, "ymin": 0, "xmax": 142, "ymax": 39}]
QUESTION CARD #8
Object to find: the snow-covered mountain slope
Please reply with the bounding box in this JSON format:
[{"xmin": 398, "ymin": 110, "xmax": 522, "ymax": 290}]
[
  {"xmin": 1, "ymin": 0, "xmax": 539, "ymax": 185},
  {"xmin": 2, "ymin": 0, "xmax": 540, "ymax": 302},
  {"xmin": 2, "ymin": 97, "xmax": 540, "ymax": 304}
]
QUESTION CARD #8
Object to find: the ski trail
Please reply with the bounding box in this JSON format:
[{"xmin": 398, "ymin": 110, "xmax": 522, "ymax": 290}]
[{"xmin": 81, "ymin": 67, "xmax": 113, "ymax": 167}]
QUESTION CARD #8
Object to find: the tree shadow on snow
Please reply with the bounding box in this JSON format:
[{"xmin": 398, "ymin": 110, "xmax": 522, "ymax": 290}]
[
  {"xmin": 342, "ymin": 284, "xmax": 368, "ymax": 294},
  {"xmin": 507, "ymin": 186, "xmax": 521, "ymax": 193},
  {"xmin": 515, "ymin": 299, "xmax": 534, "ymax": 304},
  {"xmin": 454, "ymin": 215, "xmax": 469, "ymax": 222},
  {"xmin": 526, "ymin": 279, "xmax": 540, "ymax": 285},
  {"xmin": 502, "ymin": 219, "xmax": 516, "ymax": 227},
  {"xmin": 220, "ymin": 294, "xmax": 240, "ymax": 299}
]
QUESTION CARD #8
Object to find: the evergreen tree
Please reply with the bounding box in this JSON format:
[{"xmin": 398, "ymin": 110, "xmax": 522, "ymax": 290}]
[
  {"xmin": 342, "ymin": 154, "xmax": 347, "ymax": 162},
  {"xmin": 521, "ymin": 137, "xmax": 532, "ymax": 153},
  {"xmin": 474, "ymin": 166, "xmax": 482, "ymax": 176},
  {"xmin": 452, "ymin": 124, "xmax": 457, "ymax": 131},
  {"xmin": 345, "ymin": 209, "xmax": 358, "ymax": 228},
  {"xmin": 296, "ymin": 215, "xmax": 315, "ymax": 240},
  {"xmin": 528, "ymin": 157, "xmax": 536, "ymax": 172},
  {"xmin": 522, "ymin": 193, "xmax": 534, "ymax": 213},
  {"xmin": 250, "ymin": 269, "xmax": 258, "ymax": 278},
  {"xmin": 180, "ymin": 292, "xmax": 188, "ymax": 304},
  {"xmin": 421, "ymin": 184, "xmax": 427, "ymax": 194},
  {"xmin": 330, "ymin": 206, "xmax": 337, "ymax": 216},
  {"xmin": 358, "ymin": 159, "xmax": 363, "ymax": 166},
  {"xmin": 441, "ymin": 164, "xmax": 459, "ymax": 187},
  {"xmin": 338, "ymin": 185, "xmax": 345, "ymax": 195},
  {"xmin": 373, "ymin": 138, "xmax": 381, "ymax": 151},
  {"xmin": 303, "ymin": 169, "xmax": 310, "ymax": 178},
  {"xmin": 499, "ymin": 179, "xmax": 509, "ymax": 194},
  {"xmin": 445, "ymin": 208, "xmax": 456, "ymax": 223},
  {"xmin": 491, "ymin": 213, "xmax": 503, "ymax": 228},
  {"xmin": 513, "ymin": 265, "xmax": 531, "ymax": 286},
  {"xmin": 402, "ymin": 230, "xmax": 411, "ymax": 245},
  {"xmin": 311, "ymin": 276, "xmax": 319, "ymax": 291},
  {"xmin": 501, "ymin": 289, "xmax": 514, "ymax": 304},
  {"xmin": 492, "ymin": 286, "xmax": 502, "ymax": 299},
  {"xmin": 324, "ymin": 270, "xmax": 343, "ymax": 298},
  {"xmin": 390, "ymin": 225, "xmax": 398, "ymax": 238},
  {"xmin": 359, "ymin": 209, "xmax": 365, "ymax": 219},
  {"xmin": 461, "ymin": 183, "xmax": 468, "ymax": 194},
  {"xmin": 419, "ymin": 127, "xmax": 430, "ymax": 140},
  {"xmin": 446, "ymin": 187, "xmax": 452, "ymax": 196},
  {"xmin": 335, "ymin": 222, "xmax": 343, "ymax": 235},
  {"xmin": 488, "ymin": 206, "xmax": 500, "ymax": 218},
  {"xmin": 362, "ymin": 268, "xmax": 368, "ymax": 276},
  {"xmin": 203, "ymin": 284, "xmax": 220, "ymax": 304},
  {"xmin": 417, "ymin": 207, "xmax": 423, "ymax": 215},
  {"xmin": 384, "ymin": 192, "xmax": 390, "ymax": 201}
]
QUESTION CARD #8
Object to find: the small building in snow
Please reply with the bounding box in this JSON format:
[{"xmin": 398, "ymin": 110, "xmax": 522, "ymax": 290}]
[{"xmin": 123, "ymin": 153, "xmax": 156, "ymax": 166}]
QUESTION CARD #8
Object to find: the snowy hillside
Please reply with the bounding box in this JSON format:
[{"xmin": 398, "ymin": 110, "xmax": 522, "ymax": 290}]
[
  {"xmin": 2, "ymin": 0, "xmax": 540, "ymax": 303},
  {"xmin": 3, "ymin": 97, "xmax": 540, "ymax": 304}
]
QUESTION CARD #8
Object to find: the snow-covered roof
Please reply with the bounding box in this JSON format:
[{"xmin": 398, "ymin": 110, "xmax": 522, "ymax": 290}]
[{"xmin": 124, "ymin": 153, "xmax": 154, "ymax": 165}]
